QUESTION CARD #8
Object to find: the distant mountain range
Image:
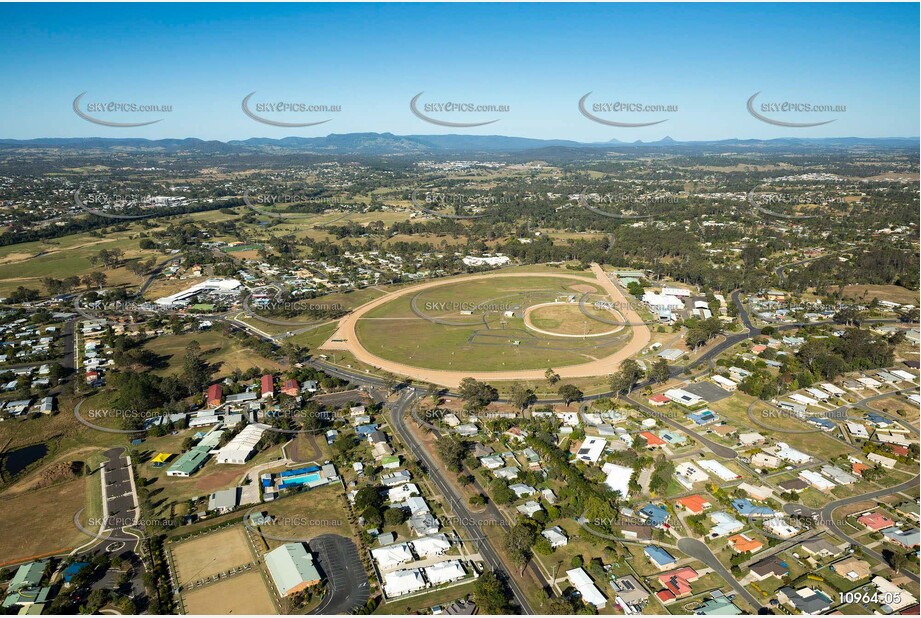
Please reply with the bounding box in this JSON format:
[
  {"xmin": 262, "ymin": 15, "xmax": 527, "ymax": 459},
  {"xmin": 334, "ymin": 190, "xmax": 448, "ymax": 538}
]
[{"xmin": 0, "ymin": 133, "xmax": 916, "ymax": 155}]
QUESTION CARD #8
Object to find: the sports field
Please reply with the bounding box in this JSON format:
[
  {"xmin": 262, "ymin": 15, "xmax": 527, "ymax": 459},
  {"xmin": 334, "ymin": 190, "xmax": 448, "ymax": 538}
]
[
  {"xmin": 181, "ymin": 570, "xmax": 276, "ymax": 614},
  {"xmin": 354, "ymin": 275, "xmax": 630, "ymax": 371},
  {"xmin": 171, "ymin": 526, "xmax": 254, "ymax": 584}
]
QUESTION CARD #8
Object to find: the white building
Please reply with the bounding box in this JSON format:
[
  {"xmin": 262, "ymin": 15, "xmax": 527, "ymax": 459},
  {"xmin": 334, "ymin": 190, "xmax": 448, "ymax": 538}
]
[
  {"xmin": 799, "ymin": 470, "xmax": 835, "ymax": 491},
  {"xmin": 699, "ymin": 459, "xmax": 739, "ymax": 481},
  {"xmin": 383, "ymin": 569, "xmax": 426, "ymax": 597},
  {"xmin": 601, "ymin": 462, "xmax": 632, "ymax": 499},
  {"xmin": 774, "ymin": 442, "xmax": 812, "ymax": 465},
  {"xmin": 567, "ymin": 568, "xmax": 607, "ymax": 609},
  {"xmin": 215, "ymin": 424, "xmax": 266, "ymax": 464},
  {"xmin": 576, "ymin": 436, "xmax": 607, "ymax": 463},
  {"xmin": 424, "ymin": 561, "xmax": 466, "ymax": 586},
  {"xmin": 155, "ymin": 278, "xmax": 242, "ymax": 307},
  {"xmin": 410, "ymin": 534, "xmax": 451, "ymax": 558},
  {"xmin": 372, "ymin": 543, "xmax": 414, "ymax": 570}
]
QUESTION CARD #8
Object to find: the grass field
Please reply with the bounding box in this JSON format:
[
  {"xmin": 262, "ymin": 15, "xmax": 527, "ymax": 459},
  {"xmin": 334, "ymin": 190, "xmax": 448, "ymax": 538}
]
[
  {"xmin": 252, "ymin": 483, "xmax": 353, "ymax": 552},
  {"xmin": 171, "ymin": 526, "xmax": 255, "ymax": 584},
  {"xmin": 0, "ymin": 476, "xmax": 90, "ymax": 564},
  {"xmin": 181, "ymin": 569, "xmax": 276, "ymax": 615},
  {"xmin": 527, "ymin": 301, "xmax": 623, "ymax": 336},
  {"xmin": 146, "ymin": 330, "xmax": 281, "ymax": 378},
  {"xmin": 354, "ymin": 275, "xmax": 630, "ymax": 371}
]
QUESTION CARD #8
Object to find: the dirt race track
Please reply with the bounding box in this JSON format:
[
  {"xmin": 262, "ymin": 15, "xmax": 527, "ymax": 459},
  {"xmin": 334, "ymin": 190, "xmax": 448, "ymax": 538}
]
[{"xmin": 321, "ymin": 263, "xmax": 651, "ymax": 388}]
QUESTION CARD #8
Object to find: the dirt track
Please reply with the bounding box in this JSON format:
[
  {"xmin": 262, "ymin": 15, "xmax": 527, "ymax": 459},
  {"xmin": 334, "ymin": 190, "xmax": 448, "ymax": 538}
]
[{"xmin": 320, "ymin": 263, "xmax": 651, "ymax": 388}]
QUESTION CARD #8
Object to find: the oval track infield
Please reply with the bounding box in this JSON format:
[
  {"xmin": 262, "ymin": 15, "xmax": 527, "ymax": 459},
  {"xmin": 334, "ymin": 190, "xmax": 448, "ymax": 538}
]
[{"xmin": 320, "ymin": 264, "xmax": 651, "ymax": 388}]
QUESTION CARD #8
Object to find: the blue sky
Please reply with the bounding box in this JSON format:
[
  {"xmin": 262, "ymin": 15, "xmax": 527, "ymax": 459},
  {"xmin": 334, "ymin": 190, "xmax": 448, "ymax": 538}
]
[{"xmin": 0, "ymin": 3, "xmax": 917, "ymax": 141}]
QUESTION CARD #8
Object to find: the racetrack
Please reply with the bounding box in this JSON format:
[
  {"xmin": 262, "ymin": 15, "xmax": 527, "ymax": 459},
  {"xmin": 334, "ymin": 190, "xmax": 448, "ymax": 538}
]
[{"xmin": 320, "ymin": 263, "xmax": 651, "ymax": 388}]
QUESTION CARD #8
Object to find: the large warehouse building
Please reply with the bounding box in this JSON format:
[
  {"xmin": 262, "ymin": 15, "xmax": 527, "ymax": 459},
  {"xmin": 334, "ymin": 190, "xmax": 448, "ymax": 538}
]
[{"xmin": 264, "ymin": 543, "xmax": 321, "ymax": 597}]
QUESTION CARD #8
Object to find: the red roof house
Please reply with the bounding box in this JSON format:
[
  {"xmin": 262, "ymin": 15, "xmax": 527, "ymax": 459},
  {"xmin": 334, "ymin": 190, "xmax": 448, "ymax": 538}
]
[
  {"xmin": 640, "ymin": 431, "xmax": 666, "ymax": 447},
  {"xmin": 207, "ymin": 384, "xmax": 223, "ymax": 407},
  {"xmin": 857, "ymin": 512, "xmax": 894, "ymax": 531},
  {"xmin": 261, "ymin": 374, "xmax": 274, "ymax": 398},
  {"xmin": 282, "ymin": 379, "xmax": 299, "ymax": 397},
  {"xmin": 676, "ymin": 495, "xmax": 711, "ymax": 515},
  {"xmin": 659, "ymin": 567, "xmax": 699, "ymax": 598},
  {"xmin": 648, "ymin": 394, "xmax": 670, "ymax": 406}
]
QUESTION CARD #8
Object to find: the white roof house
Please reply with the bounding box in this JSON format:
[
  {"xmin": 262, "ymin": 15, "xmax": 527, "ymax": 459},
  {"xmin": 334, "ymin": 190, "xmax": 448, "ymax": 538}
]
[
  {"xmin": 542, "ymin": 526, "xmax": 569, "ymax": 547},
  {"xmin": 410, "ymin": 534, "xmax": 451, "ymax": 558},
  {"xmin": 738, "ymin": 432, "xmax": 765, "ymax": 447},
  {"xmin": 576, "ymin": 436, "xmax": 607, "ymax": 463},
  {"xmin": 789, "ymin": 393, "xmax": 818, "ymax": 406},
  {"xmin": 805, "ymin": 387, "xmax": 830, "ymax": 400},
  {"xmin": 845, "ymin": 422, "xmax": 870, "ymax": 439},
  {"xmin": 383, "ymin": 569, "xmax": 426, "ymax": 597},
  {"xmin": 857, "ymin": 377, "xmax": 882, "ymax": 388},
  {"xmin": 664, "ymin": 388, "xmax": 704, "ymax": 407},
  {"xmin": 387, "ymin": 483, "xmax": 420, "ymax": 503},
  {"xmin": 424, "ymin": 560, "xmax": 466, "ymax": 586},
  {"xmin": 765, "ymin": 516, "xmax": 801, "ymax": 539},
  {"xmin": 712, "ymin": 375, "xmax": 738, "ymax": 390},
  {"xmin": 799, "ymin": 470, "xmax": 835, "ymax": 491},
  {"xmin": 371, "ymin": 543, "xmax": 414, "ymax": 570},
  {"xmin": 775, "ymin": 442, "xmax": 811, "ymax": 464},
  {"xmin": 820, "ymin": 383, "xmax": 846, "ymax": 396},
  {"xmin": 602, "ymin": 462, "xmax": 632, "ymax": 499},
  {"xmin": 699, "ymin": 459, "xmax": 739, "ymax": 481},
  {"xmin": 675, "ymin": 462, "xmax": 708, "ymax": 487},
  {"xmin": 566, "ymin": 568, "xmax": 607, "ymax": 608},
  {"xmin": 710, "ymin": 511, "xmax": 745, "ymax": 537}
]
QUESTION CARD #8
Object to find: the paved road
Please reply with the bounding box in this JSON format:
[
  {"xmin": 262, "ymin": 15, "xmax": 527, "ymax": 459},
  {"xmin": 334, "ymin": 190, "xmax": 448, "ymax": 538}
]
[
  {"xmin": 388, "ymin": 391, "xmax": 538, "ymax": 614},
  {"xmin": 309, "ymin": 534, "xmax": 369, "ymax": 615},
  {"xmin": 783, "ymin": 474, "xmax": 921, "ymax": 585},
  {"xmin": 624, "ymin": 395, "xmax": 738, "ymax": 459},
  {"xmin": 677, "ymin": 538, "xmax": 763, "ymax": 611}
]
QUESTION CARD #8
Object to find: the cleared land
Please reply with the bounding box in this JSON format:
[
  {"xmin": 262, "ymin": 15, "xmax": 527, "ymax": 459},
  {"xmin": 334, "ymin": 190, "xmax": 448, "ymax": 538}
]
[
  {"xmin": 171, "ymin": 526, "xmax": 254, "ymax": 584},
  {"xmin": 181, "ymin": 570, "xmax": 276, "ymax": 615},
  {"xmin": 0, "ymin": 477, "xmax": 89, "ymax": 564}
]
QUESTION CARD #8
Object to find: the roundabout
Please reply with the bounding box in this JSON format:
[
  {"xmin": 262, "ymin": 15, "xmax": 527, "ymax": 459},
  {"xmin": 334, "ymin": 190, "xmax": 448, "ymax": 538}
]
[{"xmin": 320, "ymin": 263, "xmax": 651, "ymax": 388}]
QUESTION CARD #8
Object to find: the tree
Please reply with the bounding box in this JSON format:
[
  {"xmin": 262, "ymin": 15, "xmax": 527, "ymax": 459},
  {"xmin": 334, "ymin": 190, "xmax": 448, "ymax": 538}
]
[
  {"xmin": 558, "ymin": 384, "xmax": 583, "ymax": 407},
  {"xmin": 473, "ymin": 571, "xmax": 510, "ymax": 614},
  {"xmin": 458, "ymin": 378, "xmax": 499, "ymax": 411},
  {"xmin": 545, "ymin": 368, "xmax": 560, "ymax": 386},
  {"xmin": 610, "ymin": 359, "xmax": 642, "ymax": 396},
  {"xmin": 509, "ymin": 384, "xmax": 537, "ymax": 411},
  {"xmin": 354, "ymin": 486, "xmax": 383, "ymax": 512},
  {"xmin": 437, "ymin": 437, "xmax": 468, "ymax": 473},
  {"xmin": 504, "ymin": 522, "xmax": 536, "ymax": 571},
  {"xmin": 384, "ymin": 508, "xmax": 407, "ymax": 526},
  {"xmin": 649, "ymin": 358, "xmax": 670, "ymax": 383}
]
